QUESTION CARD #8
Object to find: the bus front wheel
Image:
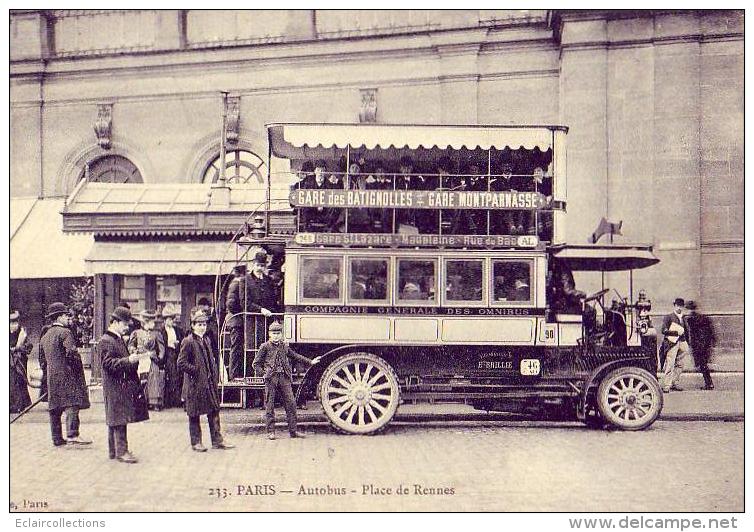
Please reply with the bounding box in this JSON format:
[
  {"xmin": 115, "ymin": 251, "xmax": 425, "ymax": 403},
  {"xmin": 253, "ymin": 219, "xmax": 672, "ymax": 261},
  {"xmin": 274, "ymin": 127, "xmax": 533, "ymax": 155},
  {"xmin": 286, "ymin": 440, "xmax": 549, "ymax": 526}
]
[
  {"xmin": 596, "ymin": 367, "xmax": 663, "ymax": 431},
  {"xmin": 318, "ymin": 352, "xmax": 400, "ymax": 435}
]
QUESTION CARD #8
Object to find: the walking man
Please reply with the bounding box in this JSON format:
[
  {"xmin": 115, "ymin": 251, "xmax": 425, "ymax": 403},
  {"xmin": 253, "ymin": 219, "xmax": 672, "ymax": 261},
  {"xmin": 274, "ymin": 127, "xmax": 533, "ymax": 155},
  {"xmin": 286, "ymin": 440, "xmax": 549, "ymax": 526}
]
[
  {"xmin": 98, "ymin": 306, "xmax": 149, "ymax": 463},
  {"xmin": 684, "ymin": 300, "xmax": 716, "ymax": 390},
  {"xmin": 177, "ymin": 307, "xmax": 234, "ymax": 452},
  {"xmin": 660, "ymin": 297, "xmax": 689, "ymax": 392},
  {"xmin": 39, "ymin": 302, "xmax": 91, "ymax": 447},
  {"xmin": 253, "ymin": 321, "xmax": 320, "ymax": 440}
]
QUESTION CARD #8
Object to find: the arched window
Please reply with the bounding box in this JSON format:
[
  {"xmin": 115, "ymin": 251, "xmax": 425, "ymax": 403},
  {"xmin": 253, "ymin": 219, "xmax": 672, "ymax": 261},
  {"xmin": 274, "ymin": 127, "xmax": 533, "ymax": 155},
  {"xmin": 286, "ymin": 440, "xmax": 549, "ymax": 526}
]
[
  {"xmin": 82, "ymin": 155, "xmax": 143, "ymax": 183},
  {"xmin": 202, "ymin": 149, "xmax": 266, "ymax": 185}
]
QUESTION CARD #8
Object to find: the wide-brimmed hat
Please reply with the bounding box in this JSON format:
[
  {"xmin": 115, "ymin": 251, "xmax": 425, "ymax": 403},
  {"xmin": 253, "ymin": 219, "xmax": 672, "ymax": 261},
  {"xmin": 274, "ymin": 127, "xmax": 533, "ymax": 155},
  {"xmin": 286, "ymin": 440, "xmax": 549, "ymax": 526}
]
[
  {"xmin": 161, "ymin": 304, "xmax": 178, "ymax": 318},
  {"xmin": 685, "ymin": 300, "xmax": 698, "ymax": 310},
  {"xmin": 110, "ymin": 306, "xmax": 132, "ymax": 323},
  {"xmin": 46, "ymin": 302, "xmax": 70, "ymax": 321},
  {"xmin": 10, "ymin": 310, "xmax": 20, "ymax": 322},
  {"xmin": 268, "ymin": 321, "xmax": 283, "ymax": 332},
  {"xmin": 673, "ymin": 297, "xmax": 685, "ymax": 307},
  {"xmin": 190, "ymin": 307, "xmax": 210, "ymax": 323},
  {"xmin": 135, "ymin": 309, "xmax": 157, "ymax": 322}
]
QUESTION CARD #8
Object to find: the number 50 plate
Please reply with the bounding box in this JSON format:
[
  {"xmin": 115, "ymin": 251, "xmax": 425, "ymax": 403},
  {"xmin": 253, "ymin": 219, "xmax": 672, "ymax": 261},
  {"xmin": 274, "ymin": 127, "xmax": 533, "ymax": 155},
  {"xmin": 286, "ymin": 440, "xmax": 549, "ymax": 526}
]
[{"xmin": 520, "ymin": 359, "xmax": 541, "ymax": 376}]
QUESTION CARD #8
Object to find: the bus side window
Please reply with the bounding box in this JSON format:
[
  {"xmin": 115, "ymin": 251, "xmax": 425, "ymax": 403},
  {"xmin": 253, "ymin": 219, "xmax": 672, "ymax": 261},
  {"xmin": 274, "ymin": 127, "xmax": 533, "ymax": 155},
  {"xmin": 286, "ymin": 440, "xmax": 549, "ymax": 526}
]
[
  {"xmin": 300, "ymin": 257, "xmax": 342, "ymax": 301},
  {"xmin": 492, "ymin": 260, "xmax": 532, "ymax": 303},
  {"xmin": 349, "ymin": 258, "xmax": 389, "ymax": 302},
  {"xmin": 397, "ymin": 259, "xmax": 437, "ymax": 303},
  {"xmin": 445, "ymin": 259, "xmax": 484, "ymax": 303}
]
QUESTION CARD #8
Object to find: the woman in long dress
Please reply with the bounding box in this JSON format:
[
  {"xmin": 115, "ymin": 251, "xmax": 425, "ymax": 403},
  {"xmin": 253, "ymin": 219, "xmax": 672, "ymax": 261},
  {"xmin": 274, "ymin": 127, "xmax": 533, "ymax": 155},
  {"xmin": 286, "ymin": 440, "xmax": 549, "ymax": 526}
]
[
  {"xmin": 128, "ymin": 310, "xmax": 165, "ymax": 410},
  {"xmin": 10, "ymin": 310, "xmax": 32, "ymax": 413}
]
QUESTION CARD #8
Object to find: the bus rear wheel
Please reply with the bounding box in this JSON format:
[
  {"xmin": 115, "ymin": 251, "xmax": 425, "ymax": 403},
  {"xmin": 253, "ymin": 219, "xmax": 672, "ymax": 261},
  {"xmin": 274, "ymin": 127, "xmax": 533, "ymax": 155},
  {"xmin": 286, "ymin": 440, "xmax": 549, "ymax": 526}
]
[
  {"xmin": 318, "ymin": 352, "xmax": 400, "ymax": 435},
  {"xmin": 596, "ymin": 367, "xmax": 663, "ymax": 431}
]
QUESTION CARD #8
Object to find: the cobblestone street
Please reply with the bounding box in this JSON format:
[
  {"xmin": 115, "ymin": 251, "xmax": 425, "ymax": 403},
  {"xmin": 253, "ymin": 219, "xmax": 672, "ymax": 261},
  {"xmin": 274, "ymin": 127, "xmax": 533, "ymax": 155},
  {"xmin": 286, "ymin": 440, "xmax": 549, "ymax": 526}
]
[{"xmin": 10, "ymin": 400, "xmax": 744, "ymax": 513}]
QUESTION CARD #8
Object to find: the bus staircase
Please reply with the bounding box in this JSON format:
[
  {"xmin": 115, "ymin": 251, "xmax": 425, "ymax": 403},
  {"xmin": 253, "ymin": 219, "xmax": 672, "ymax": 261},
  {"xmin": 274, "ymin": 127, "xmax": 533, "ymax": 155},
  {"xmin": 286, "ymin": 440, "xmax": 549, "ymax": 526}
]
[{"xmin": 218, "ymin": 312, "xmax": 305, "ymax": 408}]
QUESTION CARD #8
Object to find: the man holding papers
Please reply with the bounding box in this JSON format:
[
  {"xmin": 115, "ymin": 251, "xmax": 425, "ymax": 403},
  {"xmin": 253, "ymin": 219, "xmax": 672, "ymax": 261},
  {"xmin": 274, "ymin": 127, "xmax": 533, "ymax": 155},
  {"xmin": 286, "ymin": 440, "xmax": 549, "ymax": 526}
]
[{"xmin": 660, "ymin": 298, "xmax": 689, "ymax": 392}]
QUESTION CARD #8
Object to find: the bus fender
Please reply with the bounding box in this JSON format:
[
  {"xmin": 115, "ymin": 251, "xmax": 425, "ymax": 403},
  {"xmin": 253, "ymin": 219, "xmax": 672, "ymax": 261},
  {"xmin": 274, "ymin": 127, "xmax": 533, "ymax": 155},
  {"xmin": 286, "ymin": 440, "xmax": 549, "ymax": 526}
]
[
  {"xmin": 295, "ymin": 344, "xmax": 381, "ymax": 403},
  {"xmin": 578, "ymin": 359, "xmax": 644, "ymax": 419}
]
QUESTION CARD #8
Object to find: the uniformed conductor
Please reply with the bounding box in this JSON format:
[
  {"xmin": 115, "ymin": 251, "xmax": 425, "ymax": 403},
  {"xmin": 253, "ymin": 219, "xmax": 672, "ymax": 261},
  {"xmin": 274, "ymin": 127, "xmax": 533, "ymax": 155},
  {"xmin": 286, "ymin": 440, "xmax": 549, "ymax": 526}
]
[{"xmin": 253, "ymin": 321, "xmax": 320, "ymax": 439}]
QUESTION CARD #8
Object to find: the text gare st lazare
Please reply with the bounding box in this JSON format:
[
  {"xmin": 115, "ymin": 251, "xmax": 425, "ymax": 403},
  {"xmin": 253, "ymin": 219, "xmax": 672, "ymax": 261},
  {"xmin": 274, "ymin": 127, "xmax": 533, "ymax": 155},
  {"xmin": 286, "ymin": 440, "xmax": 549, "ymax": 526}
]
[{"xmin": 290, "ymin": 189, "xmax": 548, "ymax": 210}]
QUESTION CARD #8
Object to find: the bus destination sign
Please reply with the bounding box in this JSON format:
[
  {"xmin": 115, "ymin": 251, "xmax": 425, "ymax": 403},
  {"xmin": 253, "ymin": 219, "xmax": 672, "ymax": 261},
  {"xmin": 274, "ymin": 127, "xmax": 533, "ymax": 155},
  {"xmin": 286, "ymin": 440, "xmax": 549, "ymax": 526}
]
[
  {"xmin": 290, "ymin": 189, "xmax": 549, "ymax": 210},
  {"xmin": 293, "ymin": 232, "xmax": 539, "ymax": 248}
]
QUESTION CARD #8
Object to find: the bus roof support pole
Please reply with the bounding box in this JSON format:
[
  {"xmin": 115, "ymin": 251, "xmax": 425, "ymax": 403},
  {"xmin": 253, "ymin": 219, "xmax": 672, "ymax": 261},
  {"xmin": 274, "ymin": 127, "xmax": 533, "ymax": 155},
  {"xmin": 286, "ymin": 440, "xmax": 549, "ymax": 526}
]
[
  {"xmin": 345, "ymin": 145, "xmax": 350, "ymax": 233},
  {"xmin": 487, "ymin": 149, "xmax": 492, "ymax": 236}
]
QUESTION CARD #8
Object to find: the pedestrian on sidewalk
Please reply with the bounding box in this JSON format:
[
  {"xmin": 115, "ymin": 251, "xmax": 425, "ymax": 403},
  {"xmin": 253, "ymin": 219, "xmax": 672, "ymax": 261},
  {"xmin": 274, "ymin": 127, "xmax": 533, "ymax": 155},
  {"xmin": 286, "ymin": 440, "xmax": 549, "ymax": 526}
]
[
  {"xmin": 128, "ymin": 310, "xmax": 165, "ymax": 410},
  {"xmin": 660, "ymin": 297, "xmax": 689, "ymax": 392},
  {"xmin": 253, "ymin": 321, "xmax": 320, "ymax": 440},
  {"xmin": 177, "ymin": 307, "xmax": 234, "ymax": 452},
  {"xmin": 10, "ymin": 310, "xmax": 32, "ymax": 413},
  {"xmin": 684, "ymin": 300, "xmax": 716, "ymax": 390},
  {"xmin": 98, "ymin": 306, "xmax": 149, "ymax": 463},
  {"xmin": 39, "ymin": 302, "xmax": 92, "ymax": 447},
  {"xmin": 160, "ymin": 305, "xmax": 184, "ymax": 408}
]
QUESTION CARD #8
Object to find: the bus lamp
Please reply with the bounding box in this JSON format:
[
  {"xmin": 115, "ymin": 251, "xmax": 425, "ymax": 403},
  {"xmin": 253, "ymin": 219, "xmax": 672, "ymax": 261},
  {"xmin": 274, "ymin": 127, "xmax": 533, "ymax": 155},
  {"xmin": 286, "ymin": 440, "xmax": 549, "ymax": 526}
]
[{"xmin": 250, "ymin": 214, "xmax": 266, "ymax": 238}]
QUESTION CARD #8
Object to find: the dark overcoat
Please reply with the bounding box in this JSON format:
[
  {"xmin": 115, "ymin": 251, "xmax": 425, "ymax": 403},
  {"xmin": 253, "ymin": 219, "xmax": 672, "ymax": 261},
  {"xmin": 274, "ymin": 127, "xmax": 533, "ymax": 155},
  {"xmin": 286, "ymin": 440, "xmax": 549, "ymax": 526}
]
[
  {"xmin": 98, "ymin": 330, "xmax": 148, "ymax": 426},
  {"xmin": 685, "ymin": 312, "xmax": 716, "ymax": 366},
  {"xmin": 40, "ymin": 324, "xmax": 90, "ymax": 411},
  {"xmin": 177, "ymin": 333, "xmax": 220, "ymax": 417}
]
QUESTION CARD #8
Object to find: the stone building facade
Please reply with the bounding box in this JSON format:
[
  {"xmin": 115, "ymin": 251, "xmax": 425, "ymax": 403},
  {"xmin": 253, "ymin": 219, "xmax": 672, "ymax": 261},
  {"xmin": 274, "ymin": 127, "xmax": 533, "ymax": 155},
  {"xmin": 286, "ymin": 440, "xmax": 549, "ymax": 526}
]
[{"xmin": 9, "ymin": 10, "xmax": 743, "ymax": 354}]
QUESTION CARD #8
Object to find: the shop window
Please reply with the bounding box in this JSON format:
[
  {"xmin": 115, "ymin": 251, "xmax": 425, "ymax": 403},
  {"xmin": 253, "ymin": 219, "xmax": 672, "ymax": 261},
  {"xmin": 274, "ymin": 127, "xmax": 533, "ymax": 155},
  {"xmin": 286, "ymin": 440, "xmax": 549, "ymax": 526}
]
[
  {"xmin": 491, "ymin": 260, "xmax": 532, "ymax": 304},
  {"xmin": 120, "ymin": 275, "xmax": 145, "ymax": 312},
  {"xmin": 397, "ymin": 259, "xmax": 436, "ymax": 303},
  {"xmin": 300, "ymin": 257, "xmax": 342, "ymax": 301},
  {"xmin": 156, "ymin": 277, "xmax": 182, "ymax": 319},
  {"xmin": 202, "ymin": 149, "xmax": 266, "ymax": 185},
  {"xmin": 348, "ymin": 258, "xmax": 389, "ymax": 303},
  {"xmin": 445, "ymin": 259, "xmax": 484, "ymax": 303},
  {"xmin": 84, "ymin": 155, "xmax": 143, "ymax": 183}
]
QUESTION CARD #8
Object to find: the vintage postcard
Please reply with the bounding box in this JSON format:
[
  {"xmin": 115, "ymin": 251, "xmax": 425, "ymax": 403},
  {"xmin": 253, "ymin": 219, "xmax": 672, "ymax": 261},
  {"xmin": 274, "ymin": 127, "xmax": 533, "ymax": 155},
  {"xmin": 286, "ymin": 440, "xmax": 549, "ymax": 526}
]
[{"xmin": 7, "ymin": 6, "xmax": 744, "ymax": 520}]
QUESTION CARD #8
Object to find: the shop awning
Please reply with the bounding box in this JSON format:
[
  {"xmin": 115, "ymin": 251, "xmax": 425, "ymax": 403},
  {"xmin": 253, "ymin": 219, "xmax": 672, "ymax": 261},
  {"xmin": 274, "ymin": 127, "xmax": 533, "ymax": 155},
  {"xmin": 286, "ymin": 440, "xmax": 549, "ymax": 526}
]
[
  {"xmin": 10, "ymin": 198, "xmax": 93, "ymax": 279},
  {"xmin": 268, "ymin": 123, "xmax": 565, "ymax": 159},
  {"xmin": 549, "ymin": 244, "xmax": 660, "ymax": 271},
  {"xmin": 85, "ymin": 241, "xmax": 245, "ymax": 276}
]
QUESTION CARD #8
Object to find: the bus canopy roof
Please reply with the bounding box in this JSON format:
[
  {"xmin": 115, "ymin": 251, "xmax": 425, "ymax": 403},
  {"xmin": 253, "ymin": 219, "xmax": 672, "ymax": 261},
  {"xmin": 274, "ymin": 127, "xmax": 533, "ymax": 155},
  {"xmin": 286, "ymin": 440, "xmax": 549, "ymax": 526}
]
[
  {"xmin": 267, "ymin": 123, "xmax": 566, "ymax": 159},
  {"xmin": 549, "ymin": 244, "xmax": 660, "ymax": 271}
]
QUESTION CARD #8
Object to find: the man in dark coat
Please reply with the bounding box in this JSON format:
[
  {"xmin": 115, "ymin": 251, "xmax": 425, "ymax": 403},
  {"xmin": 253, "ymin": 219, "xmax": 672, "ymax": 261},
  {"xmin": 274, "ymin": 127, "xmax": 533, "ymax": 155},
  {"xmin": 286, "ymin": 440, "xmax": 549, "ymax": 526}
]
[
  {"xmin": 660, "ymin": 297, "xmax": 689, "ymax": 392},
  {"xmin": 253, "ymin": 321, "xmax": 320, "ymax": 439},
  {"xmin": 225, "ymin": 264, "xmax": 248, "ymax": 380},
  {"xmin": 177, "ymin": 307, "xmax": 234, "ymax": 452},
  {"xmin": 39, "ymin": 302, "xmax": 91, "ymax": 447},
  {"xmin": 160, "ymin": 305, "xmax": 185, "ymax": 407},
  {"xmin": 10, "ymin": 310, "xmax": 32, "ymax": 413},
  {"xmin": 684, "ymin": 300, "xmax": 716, "ymax": 390},
  {"xmin": 98, "ymin": 306, "xmax": 148, "ymax": 463}
]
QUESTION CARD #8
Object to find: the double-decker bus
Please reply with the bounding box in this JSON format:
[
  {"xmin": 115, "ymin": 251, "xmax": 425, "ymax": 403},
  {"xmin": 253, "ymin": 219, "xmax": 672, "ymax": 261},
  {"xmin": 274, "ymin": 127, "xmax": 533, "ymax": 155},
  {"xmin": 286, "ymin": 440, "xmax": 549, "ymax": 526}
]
[{"xmin": 218, "ymin": 123, "xmax": 663, "ymax": 434}]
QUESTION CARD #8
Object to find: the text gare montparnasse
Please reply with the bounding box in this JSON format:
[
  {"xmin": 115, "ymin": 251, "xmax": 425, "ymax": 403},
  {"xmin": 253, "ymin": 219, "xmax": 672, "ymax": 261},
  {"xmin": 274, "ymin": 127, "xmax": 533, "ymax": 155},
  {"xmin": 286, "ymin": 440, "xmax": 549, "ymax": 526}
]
[{"xmin": 291, "ymin": 189, "xmax": 546, "ymax": 210}]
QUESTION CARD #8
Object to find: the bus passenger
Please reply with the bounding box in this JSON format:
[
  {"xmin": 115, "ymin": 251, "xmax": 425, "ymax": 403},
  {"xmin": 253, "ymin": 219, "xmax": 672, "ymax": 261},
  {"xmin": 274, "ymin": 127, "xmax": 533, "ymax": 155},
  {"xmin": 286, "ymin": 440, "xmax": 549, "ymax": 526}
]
[
  {"xmin": 395, "ymin": 156, "xmax": 419, "ymax": 233},
  {"xmin": 300, "ymin": 160, "xmax": 336, "ymax": 231},
  {"xmin": 369, "ymin": 162, "xmax": 393, "ymax": 232}
]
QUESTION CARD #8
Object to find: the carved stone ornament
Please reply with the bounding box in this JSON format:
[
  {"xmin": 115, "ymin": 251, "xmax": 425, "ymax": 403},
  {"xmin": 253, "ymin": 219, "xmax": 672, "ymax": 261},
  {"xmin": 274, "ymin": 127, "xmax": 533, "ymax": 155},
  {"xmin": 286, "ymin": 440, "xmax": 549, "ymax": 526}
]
[
  {"xmin": 93, "ymin": 103, "xmax": 113, "ymax": 150},
  {"xmin": 226, "ymin": 95, "xmax": 240, "ymax": 144},
  {"xmin": 359, "ymin": 88, "xmax": 377, "ymax": 123}
]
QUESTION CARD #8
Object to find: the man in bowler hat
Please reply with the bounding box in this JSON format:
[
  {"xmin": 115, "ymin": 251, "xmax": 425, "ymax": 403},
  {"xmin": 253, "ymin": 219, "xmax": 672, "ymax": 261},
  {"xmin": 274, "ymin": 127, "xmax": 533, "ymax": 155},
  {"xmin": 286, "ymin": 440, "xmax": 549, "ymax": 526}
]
[
  {"xmin": 98, "ymin": 306, "xmax": 149, "ymax": 463},
  {"xmin": 684, "ymin": 300, "xmax": 716, "ymax": 390},
  {"xmin": 253, "ymin": 321, "xmax": 320, "ymax": 439},
  {"xmin": 39, "ymin": 302, "xmax": 91, "ymax": 447},
  {"xmin": 660, "ymin": 298, "xmax": 690, "ymax": 392}
]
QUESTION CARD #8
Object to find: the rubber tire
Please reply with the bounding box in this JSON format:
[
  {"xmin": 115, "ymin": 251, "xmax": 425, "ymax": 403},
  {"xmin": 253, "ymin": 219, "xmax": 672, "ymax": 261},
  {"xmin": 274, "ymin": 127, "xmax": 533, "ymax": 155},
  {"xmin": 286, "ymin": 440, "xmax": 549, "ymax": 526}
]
[
  {"xmin": 596, "ymin": 366, "xmax": 663, "ymax": 431},
  {"xmin": 318, "ymin": 352, "xmax": 400, "ymax": 435}
]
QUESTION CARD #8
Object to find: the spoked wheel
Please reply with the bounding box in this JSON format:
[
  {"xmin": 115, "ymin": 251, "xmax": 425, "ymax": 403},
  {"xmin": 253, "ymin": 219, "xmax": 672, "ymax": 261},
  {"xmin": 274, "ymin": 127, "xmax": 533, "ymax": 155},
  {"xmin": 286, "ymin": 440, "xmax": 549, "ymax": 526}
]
[
  {"xmin": 319, "ymin": 352, "xmax": 400, "ymax": 435},
  {"xmin": 596, "ymin": 367, "xmax": 663, "ymax": 431}
]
